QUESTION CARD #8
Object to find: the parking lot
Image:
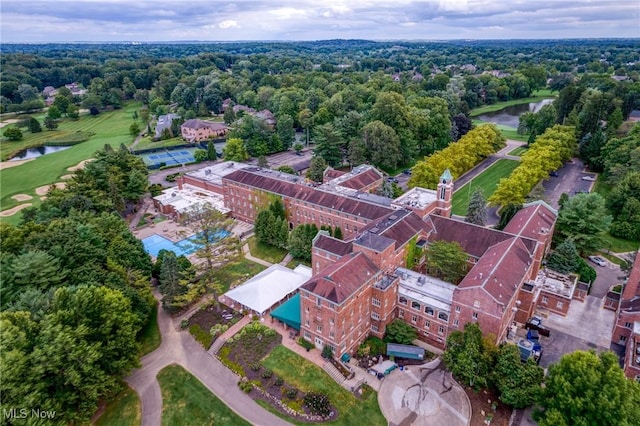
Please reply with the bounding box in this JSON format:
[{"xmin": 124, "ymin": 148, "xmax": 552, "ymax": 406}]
[{"xmin": 542, "ymin": 158, "xmax": 596, "ymax": 209}]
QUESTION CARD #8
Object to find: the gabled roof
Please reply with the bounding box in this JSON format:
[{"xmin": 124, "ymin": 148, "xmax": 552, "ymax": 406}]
[
  {"xmin": 457, "ymin": 237, "xmax": 536, "ymax": 305},
  {"xmin": 503, "ymin": 201, "xmax": 557, "ymax": 240},
  {"xmin": 358, "ymin": 209, "xmax": 427, "ymax": 250},
  {"xmin": 301, "ymin": 252, "xmax": 380, "ymax": 304},
  {"xmin": 427, "ymin": 215, "xmax": 512, "ymax": 258},
  {"xmin": 223, "ymin": 169, "xmax": 392, "ymax": 220},
  {"xmin": 324, "ymin": 168, "xmax": 347, "ymax": 182},
  {"xmin": 339, "ymin": 168, "xmax": 383, "ymax": 190},
  {"xmin": 181, "ymin": 119, "xmax": 228, "ymax": 131},
  {"xmin": 314, "ymin": 233, "xmax": 353, "ymax": 257}
]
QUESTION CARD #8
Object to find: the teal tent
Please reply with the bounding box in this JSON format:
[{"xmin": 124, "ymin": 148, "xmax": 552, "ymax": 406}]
[{"xmin": 270, "ymin": 293, "xmax": 301, "ymax": 330}]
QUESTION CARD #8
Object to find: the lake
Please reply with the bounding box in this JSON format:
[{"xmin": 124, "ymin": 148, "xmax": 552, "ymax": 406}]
[
  {"xmin": 476, "ymin": 99, "xmax": 555, "ymax": 128},
  {"xmin": 10, "ymin": 145, "xmax": 71, "ymax": 161}
]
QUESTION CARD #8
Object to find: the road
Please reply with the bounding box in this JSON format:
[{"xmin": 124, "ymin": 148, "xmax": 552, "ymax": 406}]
[{"xmin": 125, "ymin": 291, "xmax": 292, "ymax": 426}]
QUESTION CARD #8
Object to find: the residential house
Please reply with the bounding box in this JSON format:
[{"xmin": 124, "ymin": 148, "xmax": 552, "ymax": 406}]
[
  {"xmin": 155, "ymin": 113, "xmax": 180, "ymax": 139},
  {"xmin": 180, "ymin": 119, "xmax": 229, "ymax": 143}
]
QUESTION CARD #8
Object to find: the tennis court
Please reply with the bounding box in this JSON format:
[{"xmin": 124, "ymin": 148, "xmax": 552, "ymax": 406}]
[{"xmin": 139, "ymin": 147, "xmax": 198, "ymax": 168}]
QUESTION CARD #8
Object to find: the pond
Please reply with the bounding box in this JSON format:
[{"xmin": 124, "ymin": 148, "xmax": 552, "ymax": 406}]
[
  {"xmin": 475, "ymin": 98, "xmax": 555, "ymax": 128},
  {"xmin": 10, "ymin": 145, "xmax": 71, "ymax": 161}
]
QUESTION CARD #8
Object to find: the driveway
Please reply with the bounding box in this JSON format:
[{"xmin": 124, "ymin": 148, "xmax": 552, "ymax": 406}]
[
  {"xmin": 378, "ymin": 359, "xmax": 470, "ymax": 426},
  {"xmin": 541, "ymin": 159, "xmax": 594, "ymax": 209}
]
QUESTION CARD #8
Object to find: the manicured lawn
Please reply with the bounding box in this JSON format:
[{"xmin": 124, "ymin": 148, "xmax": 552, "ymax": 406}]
[
  {"xmin": 157, "ymin": 364, "xmax": 251, "ymax": 426},
  {"xmin": 508, "ymin": 146, "xmax": 528, "ymax": 156},
  {"xmin": 247, "ymin": 236, "xmax": 287, "ymax": 264},
  {"xmin": 138, "ymin": 301, "xmax": 161, "ymax": 356},
  {"xmin": 286, "ymin": 258, "xmax": 311, "ymax": 269},
  {"xmin": 211, "ymin": 258, "xmax": 267, "ymax": 293},
  {"xmin": 452, "ymin": 159, "xmax": 520, "ymax": 216},
  {"xmin": 600, "ymin": 232, "xmax": 640, "ymax": 253},
  {"xmin": 94, "ymin": 385, "xmax": 141, "ymax": 426},
  {"xmin": 261, "ymin": 345, "xmax": 386, "ymax": 426},
  {"xmin": 1, "ymin": 103, "xmax": 140, "ymax": 216},
  {"xmin": 469, "ymin": 90, "xmax": 556, "ymax": 117},
  {"xmin": 471, "ymin": 119, "xmax": 528, "ymax": 142},
  {"xmin": 133, "ymin": 135, "xmax": 187, "ymax": 151}
]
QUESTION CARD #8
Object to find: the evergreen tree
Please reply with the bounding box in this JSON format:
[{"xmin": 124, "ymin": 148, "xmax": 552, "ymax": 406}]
[
  {"xmin": 268, "ymin": 199, "xmax": 286, "ymax": 220},
  {"xmin": 28, "ymin": 116, "xmax": 42, "ymax": 133},
  {"xmin": 306, "ymin": 157, "xmax": 327, "ymax": 183},
  {"xmin": 207, "ymin": 141, "xmax": 217, "ymax": 160},
  {"xmin": 547, "ymin": 239, "xmax": 579, "ymax": 274},
  {"xmin": 333, "ymin": 226, "xmax": 343, "ymax": 240},
  {"xmin": 465, "ymin": 188, "xmax": 487, "ymax": 226},
  {"xmin": 496, "ymin": 204, "xmax": 522, "ymax": 230}
]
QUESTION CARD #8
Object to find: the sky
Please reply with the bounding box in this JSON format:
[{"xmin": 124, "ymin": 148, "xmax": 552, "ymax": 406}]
[{"xmin": 1, "ymin": 0, "xmax": 638, "ymax": 43}]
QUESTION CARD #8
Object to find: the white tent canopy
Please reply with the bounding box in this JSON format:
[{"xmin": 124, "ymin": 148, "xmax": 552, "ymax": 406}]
[{"xmin": 223, "ymin": 264, "xmax": 312, "ymax": 315}]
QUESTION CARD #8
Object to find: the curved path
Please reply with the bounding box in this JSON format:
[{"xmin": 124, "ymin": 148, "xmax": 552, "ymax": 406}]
[{"xmin": 125, "ymin": 292, "xmax": 291, "ymax": 426}]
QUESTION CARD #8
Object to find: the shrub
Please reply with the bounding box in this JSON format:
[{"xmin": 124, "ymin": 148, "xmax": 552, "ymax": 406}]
[
  {"xmin": 180, "ymin": 319, "xmax": 189, "ymax": 329},
  {"xmin": 303, "ymin": 392, "xmax": 331, "ymax": 417},
  {"xmin": 297, "ymin": 337, "xmax": 314, "ymax": 351},
  {"xmin": 322, "ymin": 344, "xmax": 334, "ymax": 359},
  {"xmin": 250, "ymin": 362, "xmax": 261, "ymax": 372},
  {"xmin": 210, "ymin": 323, "xmax": 229, "ymax": 338},
  {"xmin": 274, "ymin": 377, "xmax": 284, "ymax": 386},
  {"xmin": 261, "ymin": 368, "xmax": 273, "ymax": 379},
  {"xmin": 284, "ymin": 387, "xmax": 297, "ymax": 399},
  {"xmin": 238, "ymin": 379, "xmax": 253, "ymax": 393},
  {"xmin": 576, "ymin": 257, "xmax": 597, "ymax": 284}
]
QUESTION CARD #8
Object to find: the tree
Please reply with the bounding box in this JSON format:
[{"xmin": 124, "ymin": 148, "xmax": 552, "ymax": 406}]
[
  {"xmin": 306, "ymin": 157, "xmax": 327, "ymax": 183},
  {"xmin": 206, "ymin": 141, "xmax": 217, "ymax": 161},
  {"xmin": 222, "ymin": 137, "xmax": 249, "ymax": 162},
  {"xmin": 67, "ymin": 104, "xmax": 80, "ymax": 119},
  {"xmin": 223, "ymin": 104, "xmax": 236, "ymax": 124},
  {"xmin": 493, "ymin": 344, "xmax": 543, "ymax": 408},
  {"xmin": 193, "ymin": 149, "xmax": 208, "ymax": 163},
  {"xmin": 293, "ymin": 143, "xmax": 304, "ymax": 155},
  {"xmin": 443, "ymin": 322, "xmax": 497, "ymax": 389},
  {"xmin": 496, "ymin": 204, "xmax": 522, "ymax": 230},
  {"xmin": 288, "ymin": 224, "xmax": 318, "ymax": 261},
  {"xmin": 535, "ymin": 351, "xmax": 640, "ymax": 426},
  {"xmin": 361, "ymin": 120, "xmax": 402, "ymax": 169},
  {"xmin": 3, "ymin": 127, "xmax": 22, "ymax": 140},
  {"xmin": 181, "ymin": 205, "xmax": 238, "ymax": 310},
  {"xmin": 47, "ymin": 105, "xmax": 62, "ymax": 120},
  {"xmin": 158, "ymin": 251, "xmax": 188, "ymax": 311},
  {"xmin": 28, "ymin": 117, "xmax": 42, "ymax": 133},
  {"xmin": 555, "ymin": 193, "xmax": 612, "ymax": 254},
  {"xmin": 313, "ymin": 123, "xmax": 343, "ymax": 167},
  {"xmin": 333, "ymin": 226, "xmax": 343, "ymax": 240},
  {"xmin": 465, "ymin": 188, "xmax": 487, "ymax": 226},
  {"xmin": 384, "ymin": 319, "xmax": 417, "ymax": 345},
  {"xmin": 276, "ymin": 165, "xmax": 296, "ymax": 174},
  {"xmin": 257, "ymin": 155, "xmax": 268, "ymax": 168},
  {"xmin": 276, "ymin": 114, "xmax": 295, "ymax": 151},
  {"xmin": 425, "ymin": 240, "xmax": 468, "ymax": 284},
  {"xmin": 547, "ymin": 239, "xmax": 579, "ymax": 274},
  {"xmin": 44, "ymin": 117, "xmax": 58, "ymax": 130},
  {"xmin": 129, "ymin": 122, "xmax": 140, "ymax": 136}
]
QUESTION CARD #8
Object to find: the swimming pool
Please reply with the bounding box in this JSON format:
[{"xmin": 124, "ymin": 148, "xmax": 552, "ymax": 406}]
[{"xmin": 141, "ymin": 230, "xmax": 230, "ymax": 257}]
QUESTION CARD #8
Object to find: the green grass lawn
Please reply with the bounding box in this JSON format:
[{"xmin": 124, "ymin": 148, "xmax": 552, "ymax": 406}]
[
  {"xmin": 1, "ymin": 103, "xmax": 141, "ymax": 219},
  {"xmin": 508, "ymin": 146, "xmax": 528, "ymax": 156},
  {"xmin": 469, "ymin": 90, "xmax": 556, "ymax": 117},
  {"xmin": 212, "ymin": 258, "xmax": 267, "ymax": 293},
  {"xmin": 261, "ymin": 345, "xmax": 386, "ymax": 426},
  {"xmin": 138, "ymin": 302, "xmax": 161, "ymax": 357},
  {"xmin": 247, "ymin": 236, "xmax": 287, "ymax": 264},
  {"xmin": 452, "ymin": 159, "xmax": 520, "ymax": 216},
  {"xmin": 592, "ymin": 176, "xmax": 639, "ymax": 253},
  {"xmin": 286, "ymin": 258, "xmax": 311, "ymax": 269},
  {"xmin": 94, "ymin": 384, "xmax": 141, "ymax": 426},
  {"xmin": 133, "ymin": 135, "xmax": 187, "ymax": 151},
  {"xmin": 157, "ymin": 364, "xmax": 251, "ymax": 426},
  {"xmin": 471, "ymin": 119, "xmax": 528, "ymax": 142}
]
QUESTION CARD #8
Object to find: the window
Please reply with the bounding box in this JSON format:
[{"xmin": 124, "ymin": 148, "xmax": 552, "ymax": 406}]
[
  {"xmin": 372, "ymin": 324, "xmax": 379, "ymax": 333},
  {"xmin": 316, "ymin": 297, "xmax": 322, "ymax": 307},
  {"xmin": 304, "ymin": 331, "xmax": 311, "ymax": 340},
  {"xmin": 425, "ymin": 320, "xmax": 430, "ymax": 329},
  {"xmin": 455, "ymin": 306, "xmax": 461, "ymax": 313},
  {"xmin": 624, "ymin": 322, "xmax": 633, "ymax": 328},
  {"xmin": 438, "ymin": 325, "xmax": 445, "ymax": 334},
  {"xmin": 371, "ymin": 312, "xmax": 380, "ymax": 321},
  {"xmin": 556, "ymin": 301, "xmax": 564, "ymax": 309},
  {"xmin": 620, "ymin": 335, "xmax": 627, "ymax": 342},
  {"xmin": 438, "ymin": 312, "xmax": 449, "ymax": 321},
  {"xmin": 317, "ymin": 325, "xmax": 323, "ymax": 333},
  {"xmin": 329, "ymin": 318, "xmax": 334, "ymax": 325},
  {"xmin": 398, "ymin": 309, "xmax": 404, "ymax": 318},
  {"xmin": 399, "ymin": 296, "xmax": 408, "ymax": 305},
  {"xmin": 453, "ymin": 319, "xmax": 459, "ymax": 326},
  {"xmin": 372, "ymin": 297, "xmax": 381, "ymax": 307},
  {"xmin": 472, "ymin": 312, "xmax": 478, "ymax": 320},
  {"xmin": 425, "ymin": 306, "xmax": 434, "ymax": 316},
  {"xmin": 411, "ymin": 314, "xmax": 418, "ymax": 324},
  {"xmin": 473, "ymin": 300, "xmax": 480, "ymax": 308},
  {"xmin": 329, "ymin": 331, "xmax": 334, "ymax": 338},
  {"xmin": 542, "ymin": 296, "xmax": 548, "ymax": 304},
  {"xmin": 305, "ymin": 319, "xmax": 310, "ymax": 326},
  {"xmin": 412, "ymin": 301, "xmax": 421, "ymax": 311}
]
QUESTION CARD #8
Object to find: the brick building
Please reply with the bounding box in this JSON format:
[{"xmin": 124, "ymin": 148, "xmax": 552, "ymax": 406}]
[
  {"xmin": 180, "ymin": 119, "xmax": 229, "ymax": 143},
  {"xmin": 612, "ymin": 251, "xmax": 640, "ymax": 380}
]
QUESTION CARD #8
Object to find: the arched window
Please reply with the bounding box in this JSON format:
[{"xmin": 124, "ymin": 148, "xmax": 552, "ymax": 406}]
[
  {"xmin": 399, "ymin": 296, "xmax": 407, "ymax": 305},
  {"xmin": 411, "ymin": 301, "xmax": 421, "ymax": 311},
  {"xmin": 425, "ymin": 306, "xmax": 434, "ymax": 316},
  {"xmin": 438, "ymin": 312, "xmax": 448, "ymax": 322}
]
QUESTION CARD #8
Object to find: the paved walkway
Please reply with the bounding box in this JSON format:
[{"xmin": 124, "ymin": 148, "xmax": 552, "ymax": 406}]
[
  {"xmin": 125, "ymin": 291, "xmax": 292, "ymax": 426},
  {"xmin": 378, "ymin": 358, "xmax": 471, "ymax": 426}
]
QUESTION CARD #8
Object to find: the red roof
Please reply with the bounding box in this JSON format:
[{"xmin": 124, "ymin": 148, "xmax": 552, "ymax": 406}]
[
  {"xmin": 503, "ymin": 201, "xmax": 557, "ymax": 240},
  {"xmin": 358, "ymin": 209, "xmax": 427, "ymax": 250},
  {"xmin": 223, "ymin": 169, "xmax": 392, "ymax": 220},
  {"xmin": 339, "ymin": 168, "xmax": 383, "ymax": 190},
  {"xmin": 458, "ymin": 237, "xmax": 536, "ymax": 305},
  {"xmin": 181, "ymin": 119, "xmax": 228, "ymax": 131},
  {"xmin": 427, "ymin": 215, "xmax": 513, "ymax": 258},
  {"xmin": 314, "ymin": 234, "xmax": 353, "ymax": 256},
  {"xmin": 620, "ymin": 251, "xmax": 640, "ymax": 312},
  {"xmin": 301, "ymin": 252, "xmax": 380, "ymax": 304}
]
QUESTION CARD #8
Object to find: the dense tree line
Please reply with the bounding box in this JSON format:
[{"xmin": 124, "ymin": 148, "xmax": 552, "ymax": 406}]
[{"xmin": 0, "ymin": 146, "xmax": 153, "ymax": 424}]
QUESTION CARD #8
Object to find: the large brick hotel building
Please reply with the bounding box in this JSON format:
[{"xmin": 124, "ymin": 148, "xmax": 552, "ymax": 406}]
[{"xmin": 169, "ymin": 162, "xmax": 562, "ymax": 356}]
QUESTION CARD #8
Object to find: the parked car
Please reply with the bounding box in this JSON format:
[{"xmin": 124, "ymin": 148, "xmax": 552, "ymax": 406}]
[
  {"xmin": 581, "ymin": 175, "xmax": 596, "ymax": 181},
  {"xmin": 387, "ymin": 177, "xmax": 399, "ymax": 183},
  {"xmin": 549, "ymin": 171, "xmax": 559, "ymax": 177},
  {"xmin": 403, "ymin": 169, "xmax": 412, "ymax": 175},
  {"xmin": 588, "ymin": 255, "xmax": 607, "ymax": 267}
]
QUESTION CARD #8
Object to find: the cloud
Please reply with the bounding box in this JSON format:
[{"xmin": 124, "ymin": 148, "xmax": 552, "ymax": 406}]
[{"xmin": 1, "ymin": 0, "xmax": 638, "ymax": 42}]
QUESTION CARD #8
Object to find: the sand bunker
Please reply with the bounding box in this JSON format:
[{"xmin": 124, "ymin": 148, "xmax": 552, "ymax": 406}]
[
  {"xmin": 67, "ymin": 159, "xmax": 93, "ymax": 172},
  {"xmin": 35, "ymin": 182, "xmax": 67, "ymax": 196},
  {"xmin": 60, "ymin": 174, "xmax": 74, "ymax": 180},
  {"xmin": 0, "ymin": 119, "xmax": 19, "ymax": 129},
  {"xmin": 0, "ymin": 203, "xmax": 32, "ymax": 217},
  {"xmin": 0, "ymin": 158, "xmax": 35, "ymax": 170},
  {"xmin": 11, "ymin": 194, "xmax": 33, "ymax": 201}
]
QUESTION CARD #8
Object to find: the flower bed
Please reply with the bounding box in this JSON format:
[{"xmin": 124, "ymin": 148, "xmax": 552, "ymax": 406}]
[{"xmin": 328, "ymin": 357, "xmax": 355, "ymax": 380}]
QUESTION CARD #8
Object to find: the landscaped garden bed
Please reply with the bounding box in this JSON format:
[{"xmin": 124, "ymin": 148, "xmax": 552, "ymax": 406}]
[
  {"xmin": 185, "ymin": 302, "xmax": 242, "ymax": 349},
  {"xmin": 218, "ymin": 323, "xmax": 338, "ymax": 422},
  {"xmin": 465, "ymin": 386, "xmax": 511, "ymax": 426}
]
